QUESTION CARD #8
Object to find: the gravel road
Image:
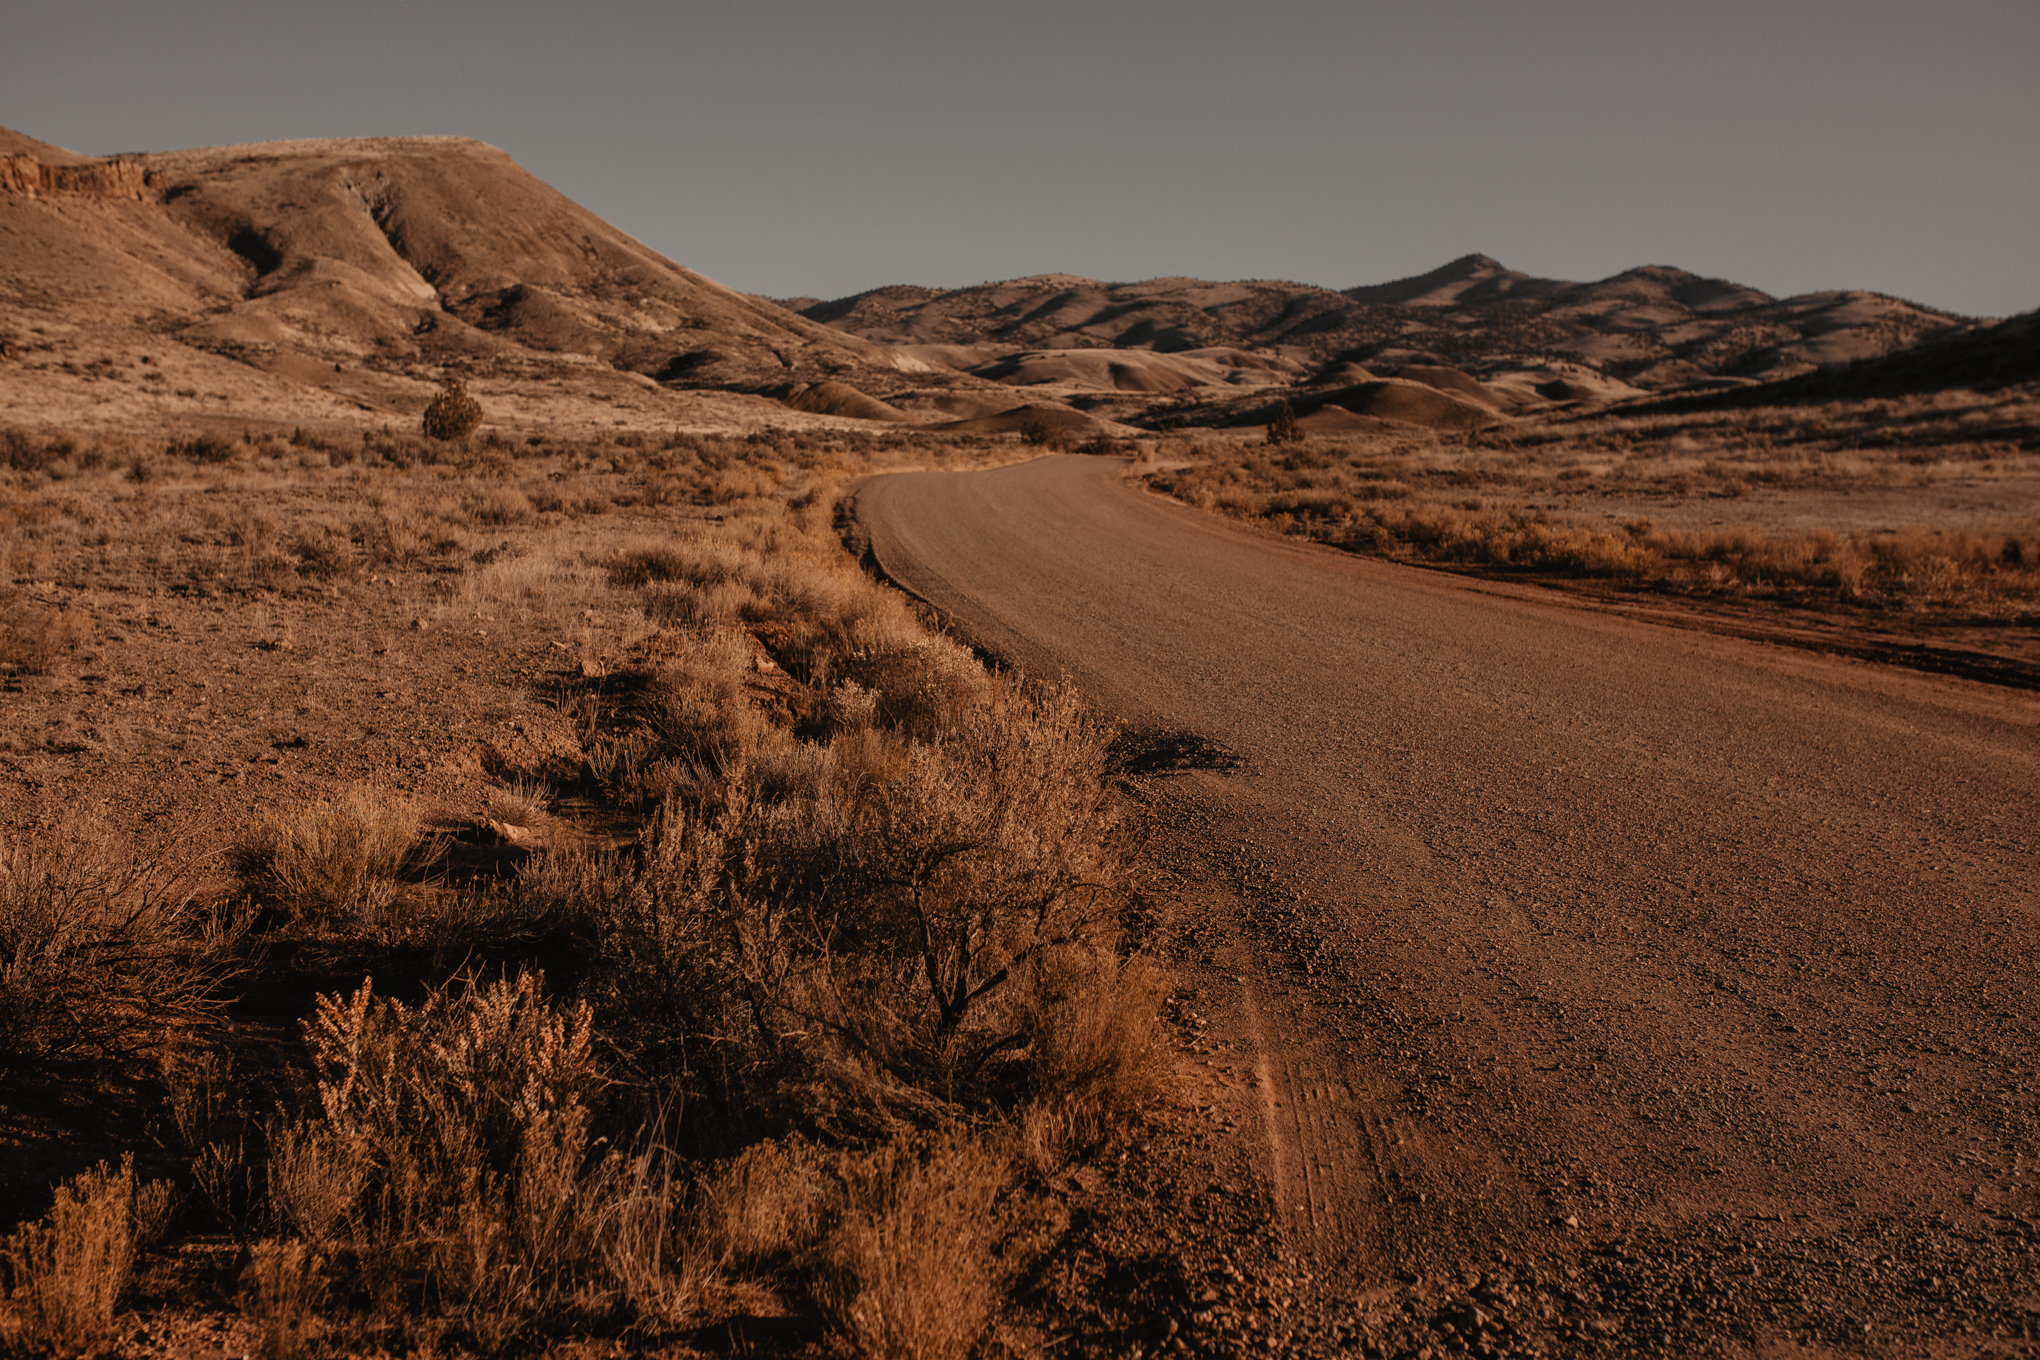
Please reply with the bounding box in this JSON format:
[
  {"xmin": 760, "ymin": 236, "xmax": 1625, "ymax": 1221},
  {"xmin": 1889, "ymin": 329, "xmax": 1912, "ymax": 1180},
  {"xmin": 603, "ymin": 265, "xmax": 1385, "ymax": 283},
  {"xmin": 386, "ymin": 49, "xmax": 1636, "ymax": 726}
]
[{"xmin": 854, "ymin": 454, "xmax": 2040, "ymax": 1356}]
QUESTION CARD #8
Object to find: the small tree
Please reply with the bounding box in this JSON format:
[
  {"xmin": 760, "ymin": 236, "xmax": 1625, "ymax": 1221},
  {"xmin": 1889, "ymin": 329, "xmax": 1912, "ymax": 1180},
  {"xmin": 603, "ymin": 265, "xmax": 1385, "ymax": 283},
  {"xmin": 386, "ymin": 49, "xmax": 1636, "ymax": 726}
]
[
  {"xmin": 421, "ymin": 378, "xmax": 483, "ymax": 442},
  {"xmin": 1265, "ymin": 400, "xmax": 1302, "ymax": 446}
]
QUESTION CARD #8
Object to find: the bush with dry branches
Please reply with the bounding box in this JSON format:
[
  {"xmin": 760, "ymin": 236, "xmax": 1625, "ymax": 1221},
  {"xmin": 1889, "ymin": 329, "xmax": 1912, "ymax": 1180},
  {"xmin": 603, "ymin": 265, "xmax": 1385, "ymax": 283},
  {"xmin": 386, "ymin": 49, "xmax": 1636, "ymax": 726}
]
[
  {"xmin": 277, "ymin": 971, "xmax": 705, "ymax": 1345},
  {"xmin": 0, "ymin": 818, "xmax": 238, "ymax": 1067}
]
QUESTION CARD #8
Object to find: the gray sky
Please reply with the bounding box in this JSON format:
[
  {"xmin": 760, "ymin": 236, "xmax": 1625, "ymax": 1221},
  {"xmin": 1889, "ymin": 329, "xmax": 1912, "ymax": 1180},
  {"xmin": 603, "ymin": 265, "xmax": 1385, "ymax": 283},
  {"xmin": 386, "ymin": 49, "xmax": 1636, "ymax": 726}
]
[{"xmin": 7, "ymin": 0, "xmax": 2036, "ymax": 316}]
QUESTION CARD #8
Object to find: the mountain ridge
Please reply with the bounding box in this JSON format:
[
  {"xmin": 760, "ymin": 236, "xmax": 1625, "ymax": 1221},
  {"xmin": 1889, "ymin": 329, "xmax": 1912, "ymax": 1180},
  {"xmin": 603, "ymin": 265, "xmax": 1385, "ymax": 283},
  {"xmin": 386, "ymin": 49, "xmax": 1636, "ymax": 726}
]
[{"xmin": 787, "ymin": 255, "xmax": 1969, "ymax": 394}]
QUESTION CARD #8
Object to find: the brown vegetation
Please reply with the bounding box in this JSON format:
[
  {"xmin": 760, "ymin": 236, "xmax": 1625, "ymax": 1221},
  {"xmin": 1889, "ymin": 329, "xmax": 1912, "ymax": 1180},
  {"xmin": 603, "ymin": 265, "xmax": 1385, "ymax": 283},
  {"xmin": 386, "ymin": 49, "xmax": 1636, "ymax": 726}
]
[
  {"xmin": 420, "ymin": 378, "xmax": 484, "ymax": 443},
  {"xmin": 1145, "ymin": 385, "xmax": 2040, "ymax": 622},
  {"xmin": 1, "ymin": 1157, "xmax": 173, "ymax": 1355},
  {"xmin": 0, "ymin": 419, "xmax": 1162, "ymax": 1355}
]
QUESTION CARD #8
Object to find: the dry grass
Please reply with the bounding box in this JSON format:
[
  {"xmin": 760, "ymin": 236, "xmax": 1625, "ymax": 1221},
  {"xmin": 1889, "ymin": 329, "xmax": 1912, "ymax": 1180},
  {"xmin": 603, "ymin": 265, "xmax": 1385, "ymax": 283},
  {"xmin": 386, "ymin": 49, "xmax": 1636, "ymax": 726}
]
[
  {"xmin": 1146, "ymin": 385, "xmax": 2040, "ymax": 618},
  {"xmin": 0, "ymin": 420, "xmax": 1159, "ymax": 1354},
  {"xmin": 0, "ymin": 1156, "xmax": 174, "ymax": 1355},
  {"xmin": 239, "ymin": 1239, "xmax": 328, "ymax": 1360},
  {"xmin": 811, "ymin": 1131, "xmax": 1031, "ymax": 1360},
  {"xmin": 230, "ymin": 786, "xmax": 426, "ymax": 931}
]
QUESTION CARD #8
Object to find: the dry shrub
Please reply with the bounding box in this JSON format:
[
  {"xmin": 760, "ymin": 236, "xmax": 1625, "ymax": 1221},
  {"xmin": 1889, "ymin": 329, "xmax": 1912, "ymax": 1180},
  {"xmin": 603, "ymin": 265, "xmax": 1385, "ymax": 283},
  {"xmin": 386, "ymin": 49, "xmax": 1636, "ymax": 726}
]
[
  {"xmin": 354, "ymin": 509, "xmax": 466, "ymax": 567},
  {"xmin": 632, "ymin": 636, "xmax": 761, "ymax": 805},
  {"xmin": 291, "ymin": 971, "xmax": 699, "ymax": 1342},
  {"xmin": 264, "ymin": 1123, "xmax": 363, "ymax": 1247},
  {"xmin": 1016, "ymin": 949, "xmax": 1168, "ymax": 1160},
  {"xmin": 466, "ymin": 487, "xmax": 534, "ymax": 526},
  {"xmin": 838, "ymin": 631, "xmax": 991, "ymax": 740},
  {"xmin": 165, "ymin": 1049, "xmax": 260, "ymax": 1231},
  {"xmin": 697, "ymin": 1139, "xmax": 828, "ymax": 1267},
  {"xmin": 777, "ymin": 683, "xmax": 1125, "ymax": 1102},
  {"xmin": 484, "ymin": 780, "xmax": 551, "ymax": 836},
  {"xmin": 614, "ymin": 538, "xmax": 765, "ymax": 631},
  {"xmin": 239, "ymin": 1239, "xmax": 328, "ymax": 1360},
  {"xmin": 1019, "ymin": 416, "xmax": 1067, "ymax": 451},
  {"xmin": 585, "ymin": 1147, "xmax": 717, "ymax": 1329},
  {"xmin": 0, "ymin": 594, "xmax": 90, "ymax": 675},
  {"xmin": 0, "ymin": 818, "xmax": 234, "ymax": 1064},
  {"xmin": 422, "ymin": 379, "xmax": 483, "ymax": 442},
  {"xmin": 232, "ymin": 787, "xmax": 423, "ymax": 928},
  {"xmin": 289, "ymin": 527, "xmax": 360, "ymax": 583},
  {"xmin": 1, "ymin": 1156, "xmax": 174, "ymax": 1355},
  {"xmin": 610, "ymin": 539, "xmax": 750, "ymax": 591},
  {"xmin": 811, "ymin": 1131, "xmax": 1029, "ymax": 1360},
  {"xmin": 167, "ymin": 433, "xmax": 235, "ymax": 464},
  {"xmin": 546, "ymin": 679, "xmax": 1143, "ymax": 1135}
]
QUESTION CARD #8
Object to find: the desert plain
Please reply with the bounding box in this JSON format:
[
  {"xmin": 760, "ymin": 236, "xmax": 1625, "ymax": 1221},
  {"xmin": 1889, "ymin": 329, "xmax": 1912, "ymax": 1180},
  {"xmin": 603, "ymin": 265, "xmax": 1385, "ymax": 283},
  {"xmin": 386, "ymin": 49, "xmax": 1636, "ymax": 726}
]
[{"xmin": 1, "ymin": 123, "xmax": 2037, "ymax": 1359}]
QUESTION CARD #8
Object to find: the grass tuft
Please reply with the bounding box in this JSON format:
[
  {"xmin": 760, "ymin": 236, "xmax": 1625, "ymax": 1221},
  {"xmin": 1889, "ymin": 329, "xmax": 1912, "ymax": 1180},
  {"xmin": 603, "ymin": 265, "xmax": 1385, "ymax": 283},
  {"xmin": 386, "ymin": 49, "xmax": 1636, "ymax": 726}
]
[
  {"xmin": 811, "ymin": 1131, "xmax": 1029, "ymax": 1360},
  {"xmin": 232, "ymin": 786, "xmax": 425, "ymax": 929}
]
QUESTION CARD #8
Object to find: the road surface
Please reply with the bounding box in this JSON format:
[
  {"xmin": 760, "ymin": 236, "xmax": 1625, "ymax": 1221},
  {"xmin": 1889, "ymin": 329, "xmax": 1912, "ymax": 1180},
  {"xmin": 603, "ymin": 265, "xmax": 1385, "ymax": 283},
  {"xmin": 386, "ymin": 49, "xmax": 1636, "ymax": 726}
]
[{"xmin": 854, "ymin": 454, "xmax": 2040, "ymax": 1355}]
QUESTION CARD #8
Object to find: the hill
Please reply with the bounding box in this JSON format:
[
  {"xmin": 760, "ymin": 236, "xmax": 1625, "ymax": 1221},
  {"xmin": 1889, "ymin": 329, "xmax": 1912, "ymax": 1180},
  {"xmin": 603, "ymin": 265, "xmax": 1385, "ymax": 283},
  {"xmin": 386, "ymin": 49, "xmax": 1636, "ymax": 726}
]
[
  {"xmin": 1, "ymin": 123, "xmax": 2006, "ymax": 441},
  {"xmin": 793, "ymin": 255, "xmax": 1974, "ymax": 403},
  {"xmin": 1635, "ymin": 306, "xmax": 2040, "ymax": 417},
  {"xmin": 0, "ymin": 127, "xmax": 969, "ymax": 434}
]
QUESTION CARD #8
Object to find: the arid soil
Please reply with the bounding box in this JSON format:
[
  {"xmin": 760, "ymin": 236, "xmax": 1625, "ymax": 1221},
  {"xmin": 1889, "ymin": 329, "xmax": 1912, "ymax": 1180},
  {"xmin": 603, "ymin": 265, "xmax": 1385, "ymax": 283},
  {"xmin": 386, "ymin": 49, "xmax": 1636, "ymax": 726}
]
[{"xmin": 855, "ymin": 454, "xmax": 2040, "ymax": 1357}]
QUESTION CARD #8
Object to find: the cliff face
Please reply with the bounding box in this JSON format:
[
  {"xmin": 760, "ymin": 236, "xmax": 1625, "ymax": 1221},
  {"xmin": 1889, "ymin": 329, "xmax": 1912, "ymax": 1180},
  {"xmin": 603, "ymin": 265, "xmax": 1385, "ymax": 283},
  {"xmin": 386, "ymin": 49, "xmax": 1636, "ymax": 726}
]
[{"xmin": 0, "ymin": 155, "xmax": 151, "ymax": 199}]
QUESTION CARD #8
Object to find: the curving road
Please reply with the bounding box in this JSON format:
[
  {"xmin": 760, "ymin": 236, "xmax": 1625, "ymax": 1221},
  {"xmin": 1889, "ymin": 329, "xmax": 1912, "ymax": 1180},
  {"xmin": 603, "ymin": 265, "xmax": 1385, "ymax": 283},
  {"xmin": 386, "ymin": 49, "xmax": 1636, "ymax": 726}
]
[{"xmin": 856, "ymin": 454, "xmax": 2040, "ymax": 1353}]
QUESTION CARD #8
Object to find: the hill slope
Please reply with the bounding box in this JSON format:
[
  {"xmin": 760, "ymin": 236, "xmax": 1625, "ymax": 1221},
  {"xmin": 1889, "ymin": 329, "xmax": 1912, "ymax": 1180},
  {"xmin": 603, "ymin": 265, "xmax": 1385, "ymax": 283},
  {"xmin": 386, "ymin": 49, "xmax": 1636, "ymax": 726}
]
[{"xmin": 0, "ymin": 127, "xmax": 937, "ymax": 433}]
